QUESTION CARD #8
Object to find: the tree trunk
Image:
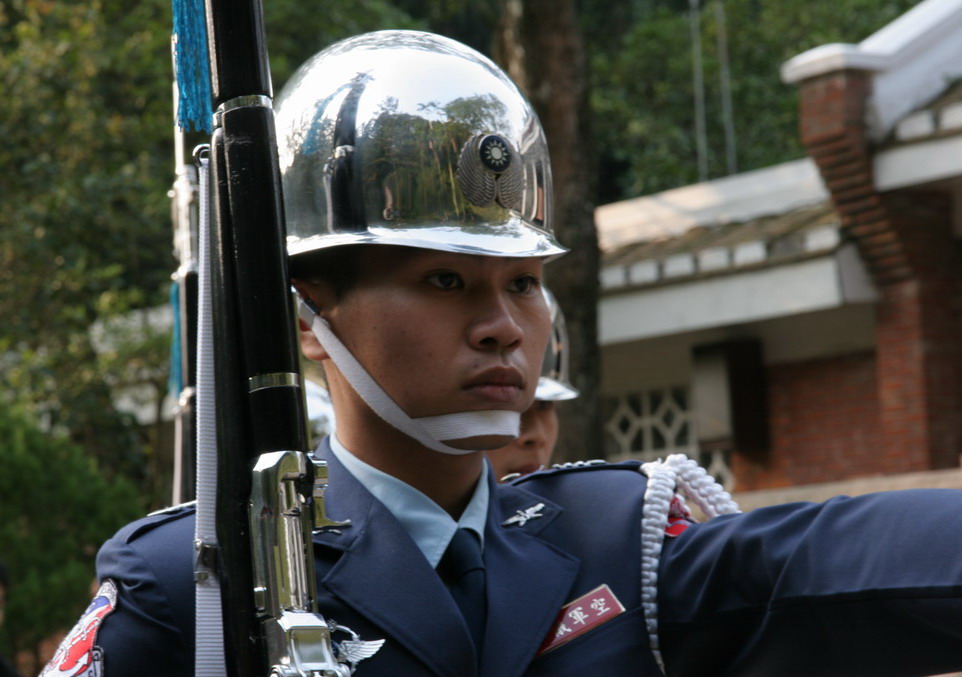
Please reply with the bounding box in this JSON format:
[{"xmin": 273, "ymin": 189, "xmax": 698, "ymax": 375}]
[{"xmin": 494, "ymin": 0, "xmax": 601, "ymax": 462}]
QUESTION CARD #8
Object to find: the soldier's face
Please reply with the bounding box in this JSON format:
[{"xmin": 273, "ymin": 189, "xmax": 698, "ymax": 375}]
[
  {"xmin": 487, "ymin": 400, "xmax": 560, "ymax": 481},
  {"xmin": 300, "ymin": 246, "xmax": 551, "ymax": 435}
]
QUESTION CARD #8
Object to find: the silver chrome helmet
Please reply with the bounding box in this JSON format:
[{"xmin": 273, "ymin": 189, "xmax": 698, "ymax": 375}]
[
  {"xmin": 537, "ymin": 287, "xmax": 579, "ymax": 401},
  {"xmin": 275, "ymin": 30, "xmax": 566, "ymax": 260}
]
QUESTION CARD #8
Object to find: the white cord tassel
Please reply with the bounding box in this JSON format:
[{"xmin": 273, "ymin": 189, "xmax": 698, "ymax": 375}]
[{"xmin": 639, "ymin": 454, "xmax": 740, "ymax": 674}]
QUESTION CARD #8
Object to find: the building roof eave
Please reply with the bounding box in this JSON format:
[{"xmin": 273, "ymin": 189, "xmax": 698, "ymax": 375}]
[
  {"xmin": 781, "ymin": 0, "xmax": 962, "ymax": 142},
  {"xmin": 599, "ymin": 244, "xmax": 877, "ymax": 346}
]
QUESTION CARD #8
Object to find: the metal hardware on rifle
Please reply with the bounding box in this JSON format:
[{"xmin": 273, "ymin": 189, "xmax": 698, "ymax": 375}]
[
  {"xmin": 310, "ymin": 457, "xmax": 352, "ymax": 533},
  {"xmin": 248, "ymin": 372, "xmax": 301, "ymax": 393},
  {"xmin": 194, "ymin": 539, "xmax": 218, "ymax": 583},
  {"xmin": 267, "ymin": 612, "xmax": 350, "ymax": 677},
  {"xmin": 213, "ymin": 94, "xmax": 272, "ymax": 127},
  {"xmin": 250, "ymin": 451, "xmax": 351, "ymax": 676},
  {"xmin": 250, "ymin": 451, "xmax": 315, "ymax": 615},
  {"xmin": 193, "ymin": 143, "xmax": 210, "ymax": 164}
]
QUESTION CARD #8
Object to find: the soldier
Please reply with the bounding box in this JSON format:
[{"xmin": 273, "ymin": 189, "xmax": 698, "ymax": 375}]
[
  {"xmin": 487, "ymin": 287, "xmax": 579, "ymax": 482},
  {"xmin": 46, "ymin": 30, "xmax": 962, "ymax": 677}
]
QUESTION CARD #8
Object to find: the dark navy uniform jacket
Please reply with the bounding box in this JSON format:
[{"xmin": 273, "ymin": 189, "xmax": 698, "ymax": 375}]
[{"xmin": 65, "ymin": 439, "xmax": 962, "ymax": 676}]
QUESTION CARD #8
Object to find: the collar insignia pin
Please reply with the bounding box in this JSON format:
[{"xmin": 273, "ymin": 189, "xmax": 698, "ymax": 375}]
[
  {"xmin": 329, "ymin": 621, "xmax": 385, "ymax": 672},
  {"xmin": 502, "ymin": 502, "xmax": 545, "ymax": 528}
]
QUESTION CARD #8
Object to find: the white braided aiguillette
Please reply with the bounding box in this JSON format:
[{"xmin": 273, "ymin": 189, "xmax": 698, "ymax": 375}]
[{"xmin": 639, "ymin": 454, "xmax": 741, "ymax": 675}]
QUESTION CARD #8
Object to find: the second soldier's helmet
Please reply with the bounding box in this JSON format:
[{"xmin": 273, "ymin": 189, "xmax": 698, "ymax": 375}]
[
  {"xmin": 275, "ymin": 30, "xmax": 566, "ymax": 260},
  {"xmin": 537, "ymin": 287, "xmax": 579, "ymax": 401}
]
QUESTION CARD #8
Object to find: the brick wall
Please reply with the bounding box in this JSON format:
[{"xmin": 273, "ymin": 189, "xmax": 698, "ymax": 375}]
[
  {"xmin": 779, "ymin": 67, "xmax": 962, "ymax": 489},
  {"xmin": 872, "ymin": 195, "xmax": 962, "ymax": 471},
  {"xmin": 733, "ymin": 352, "xmax": 883, "ymax": 490}
]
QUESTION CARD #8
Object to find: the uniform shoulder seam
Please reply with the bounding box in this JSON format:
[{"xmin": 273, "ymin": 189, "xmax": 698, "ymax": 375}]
[
  {"xmin": 115, "ymin": 502, "xmax": 196, "ymax": 544},
  {"xmin": 148, "ymin": 500, "xmax": 197, "ymax": 517},
  {"xmin": 512, "ymin": 459, "xmax": 642, "ymax": 484}
]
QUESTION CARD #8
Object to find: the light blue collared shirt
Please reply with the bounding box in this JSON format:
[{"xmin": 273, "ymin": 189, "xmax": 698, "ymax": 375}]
[{"xmin": 329, "ymin": 435, "xmax": 489, "ymax": 568}]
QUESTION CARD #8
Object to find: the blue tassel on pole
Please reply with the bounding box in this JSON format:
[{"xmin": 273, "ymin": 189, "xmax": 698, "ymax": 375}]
[{"xmin": 172, "ymin": 0, "xmax": 213, "ymax": 133}]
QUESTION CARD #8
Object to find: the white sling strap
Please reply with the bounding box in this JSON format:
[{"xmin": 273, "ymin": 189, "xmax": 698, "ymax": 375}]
[{"xmin": 194, "ymin": 152, "xmax": 227, "ymax": 677}]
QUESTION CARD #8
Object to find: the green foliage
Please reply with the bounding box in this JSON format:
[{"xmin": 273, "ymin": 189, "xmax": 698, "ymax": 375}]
[
  {"xmin": 0, "ymin": 0, "xmax": 421, "ymax": 502},
  {"xmin": 0, "ymin": 0, "xmax": 174, "ymax": 492},
  {"xmin": 0, "ymin": 404, "xmax": 143, "ymax": 661},
  {"xmin": 387, "ymin": 0, "xmax": 499, "ymax": 54},
  {"xmin": 587, "ymin": 0, "xmax": 924, "ymax": 199},
  {"xmin": 266, "ymin": 0, "xmax": 424, "ymax": 89}
]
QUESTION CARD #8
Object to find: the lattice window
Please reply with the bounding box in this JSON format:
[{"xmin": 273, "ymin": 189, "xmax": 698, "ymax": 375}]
[{"xmin": 603, "ymin": 386, "xmax": 734, "ymax": 490}]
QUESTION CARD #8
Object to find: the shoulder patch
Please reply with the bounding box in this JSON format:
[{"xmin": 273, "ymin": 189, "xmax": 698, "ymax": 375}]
[{"xmin": 42, "ymin": 579, "xmax": 118, "ymax": 677}]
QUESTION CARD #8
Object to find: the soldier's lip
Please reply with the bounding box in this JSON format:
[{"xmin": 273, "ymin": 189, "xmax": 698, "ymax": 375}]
[
  {"xmin": 463, "ymin": 368, "xmax": 525, "ymax": 402},
  {"xmin": 464, "ymin": 367, "xmax": 525, "ymax": 389}
]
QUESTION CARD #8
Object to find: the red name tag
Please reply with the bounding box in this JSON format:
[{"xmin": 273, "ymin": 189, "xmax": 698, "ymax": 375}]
[{"xmin": 537, "ymin": 583, "xmax": 626, "ymax": 655}]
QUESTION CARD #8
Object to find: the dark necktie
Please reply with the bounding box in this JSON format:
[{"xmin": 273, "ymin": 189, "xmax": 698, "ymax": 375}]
[{"xmin": 437, "ymin": 527, "xmax": 487, "ymax": 653}]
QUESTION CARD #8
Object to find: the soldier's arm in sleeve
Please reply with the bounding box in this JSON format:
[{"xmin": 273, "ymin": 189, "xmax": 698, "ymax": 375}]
[
  {"xmin": 41, "ymin": 507, "xmax": 196, "ymax": 677},
  {"xmin": 658, "ymin": 489, "xmax": 962, "ymax": 676}
]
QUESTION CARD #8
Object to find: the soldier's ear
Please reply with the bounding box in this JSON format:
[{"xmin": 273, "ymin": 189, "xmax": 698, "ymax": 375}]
[{"xmin": 292, "ymin": 279, "xmax": 336, "ymax": 362}]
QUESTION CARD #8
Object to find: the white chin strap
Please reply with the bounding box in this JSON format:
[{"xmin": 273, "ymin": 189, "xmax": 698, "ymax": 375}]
[{"xmin": 299, "ymin": 300, "xmax": 520, "ymax": 455}]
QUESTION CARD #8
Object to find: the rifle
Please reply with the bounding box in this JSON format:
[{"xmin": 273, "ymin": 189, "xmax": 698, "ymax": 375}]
[{"xmin": 173, "ymin": 0, "xmax": 352, "ymax": 674}]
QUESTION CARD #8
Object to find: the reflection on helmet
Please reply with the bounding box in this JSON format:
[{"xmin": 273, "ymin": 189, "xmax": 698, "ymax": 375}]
[
  {"xmin": 275, "ymin": 30, "xmax": 566, "ymax": 260},
  {"xmin": 537, "ymin": 287, "xmax": 579, "ymax": 401}
]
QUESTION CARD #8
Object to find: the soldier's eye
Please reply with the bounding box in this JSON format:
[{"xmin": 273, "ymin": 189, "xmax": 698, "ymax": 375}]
[
  {"xmin": 509, "ymin": 275, "xmax": 539, "ymax": 294},
  {"xmin": 426, "ymin": 271, "xmax": 463, "ymax": 290}
]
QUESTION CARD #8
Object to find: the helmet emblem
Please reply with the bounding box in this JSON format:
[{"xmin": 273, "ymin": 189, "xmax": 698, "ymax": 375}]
[
  {"xmin": 457, "ymin": 133, "xmax": 524, "ymax": 211},
  {"xmin": 480, "ymin": 135, "xmax": 512, "ymax": 171}
]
